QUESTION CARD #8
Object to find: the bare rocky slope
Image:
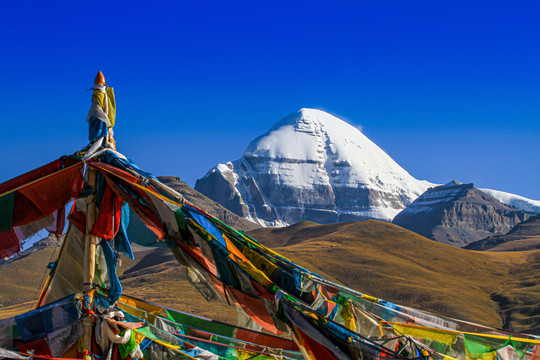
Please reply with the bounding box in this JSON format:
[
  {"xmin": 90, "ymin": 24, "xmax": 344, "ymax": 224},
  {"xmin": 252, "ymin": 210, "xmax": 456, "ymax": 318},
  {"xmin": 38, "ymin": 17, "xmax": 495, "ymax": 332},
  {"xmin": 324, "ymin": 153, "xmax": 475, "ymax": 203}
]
[
  {"xmin": 157, "ymin": 176, "xmax": 259, "ymax": 232},
  {"xmin": 465, "ymin": 214, "xmax": 540, "ymax": 252},
  {"xmin": 393, "ymin": 181, "xmax": 529, "ymax": 247}
]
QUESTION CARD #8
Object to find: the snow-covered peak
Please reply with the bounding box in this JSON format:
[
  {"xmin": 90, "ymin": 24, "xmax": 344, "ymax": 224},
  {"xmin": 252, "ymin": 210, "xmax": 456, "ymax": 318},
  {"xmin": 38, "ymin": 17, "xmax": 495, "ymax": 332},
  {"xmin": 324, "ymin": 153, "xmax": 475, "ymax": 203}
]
[
  {"xmin": 196, "ymin": 108, "xmax": 435, "ymax": 224},
  {"xmin": 244, "ymin": 108, "xmax": 350, "ymax": 161},
  {"xmin": 243, "ymin": 108, "xmax": 431, "ymax": 195},
  {"xmin": 480, "ymin": 188, "xmax": 540, "ymax": 214}
]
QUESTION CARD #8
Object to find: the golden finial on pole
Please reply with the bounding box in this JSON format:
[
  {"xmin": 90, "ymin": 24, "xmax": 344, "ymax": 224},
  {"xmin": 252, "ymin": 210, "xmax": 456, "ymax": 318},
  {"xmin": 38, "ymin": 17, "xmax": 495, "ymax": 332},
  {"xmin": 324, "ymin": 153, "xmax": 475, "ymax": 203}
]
[{"xmin": 94, "ymin": 71, "xmax": 106, "ymax": 85}]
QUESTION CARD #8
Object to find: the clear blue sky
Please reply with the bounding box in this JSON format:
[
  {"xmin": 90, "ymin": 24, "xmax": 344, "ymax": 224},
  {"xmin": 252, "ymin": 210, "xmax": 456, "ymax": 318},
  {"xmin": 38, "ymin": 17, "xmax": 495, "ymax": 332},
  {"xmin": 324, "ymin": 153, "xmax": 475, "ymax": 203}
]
[{"xmin": 1, "ymin": 1, "xmax": 539, "ymax": 199}]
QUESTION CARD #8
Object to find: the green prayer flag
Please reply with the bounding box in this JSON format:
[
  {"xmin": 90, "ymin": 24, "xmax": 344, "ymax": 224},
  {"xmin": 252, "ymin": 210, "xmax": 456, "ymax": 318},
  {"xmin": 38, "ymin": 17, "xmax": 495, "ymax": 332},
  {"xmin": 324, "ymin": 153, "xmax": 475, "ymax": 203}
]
[
  {"xmin": 166, "ymin": 308, "xmax": 236, "ymax": 338},
  {"xmin": 134, "ymin": 326, "xmax": 161, "ymax": 342},
  {"xmin": 118, "ymin": 329, "xmax": 138, "ymax": 359},
  {"xmin": 117, "ymin": 344, "xmax": 133, "ymax": 360},
  {"xmin": 464, "ymin": 334, "xmax": 509, "ymax": 354},
  {"xmin": 0, "ymin": 192, "xmax": 14, "ymax": 232}
]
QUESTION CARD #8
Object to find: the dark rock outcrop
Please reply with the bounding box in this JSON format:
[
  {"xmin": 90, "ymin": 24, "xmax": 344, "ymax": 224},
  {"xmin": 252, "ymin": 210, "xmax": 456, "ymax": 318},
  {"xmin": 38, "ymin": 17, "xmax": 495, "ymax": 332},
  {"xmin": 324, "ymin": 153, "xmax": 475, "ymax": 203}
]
[
  {"xmin": 465, "ymin": 214, "xmax": 540, "ymax": 251},
  {"xmin": 157, "ymin": 176, "xmax": 259, "ymax": 232},
  {"xmin": 393, "ymin": 180, "xmax": 530, "ymax": 247}
]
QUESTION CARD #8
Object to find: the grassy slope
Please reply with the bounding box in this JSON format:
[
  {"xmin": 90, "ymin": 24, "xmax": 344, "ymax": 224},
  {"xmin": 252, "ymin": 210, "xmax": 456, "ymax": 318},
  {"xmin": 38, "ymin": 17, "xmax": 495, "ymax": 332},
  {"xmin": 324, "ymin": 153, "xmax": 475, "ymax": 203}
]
[
  {"xmin": 0, "ymin": 246, "xmax": 238, "ymax": 323},
  {"xmin": 119, "ymin": 247, "xmax": 237, "ymax": 324},
  {"xmin": 249, "ymin": 220, "xmax": 540, "ymax": 333},
  {"xmin": 1, "ymin": 220, "xmax": 538, "ymax": 334},
  {"xmin": 484, "ymin": 237, "xmax": 540, "ymax": 252},
  {"xmin": 0, "ymin": 247, "xmax": 61, "ymax": 308}
]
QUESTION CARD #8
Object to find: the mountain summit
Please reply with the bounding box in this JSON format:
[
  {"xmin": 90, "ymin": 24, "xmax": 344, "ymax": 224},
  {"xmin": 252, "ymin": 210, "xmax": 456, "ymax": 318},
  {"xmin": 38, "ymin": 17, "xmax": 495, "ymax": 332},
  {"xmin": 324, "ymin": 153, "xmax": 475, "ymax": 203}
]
[{"xmin": 195, "ymin": 108, "xmax": 432, "ymax": 226}]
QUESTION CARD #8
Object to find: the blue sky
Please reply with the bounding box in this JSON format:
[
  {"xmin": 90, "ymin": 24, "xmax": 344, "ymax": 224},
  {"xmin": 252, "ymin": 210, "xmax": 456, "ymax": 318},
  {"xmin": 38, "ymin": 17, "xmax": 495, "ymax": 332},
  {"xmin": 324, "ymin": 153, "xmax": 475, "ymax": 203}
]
[{"xmin": 0, "ymin": 1, "xmax": 539, "ymax": 199}]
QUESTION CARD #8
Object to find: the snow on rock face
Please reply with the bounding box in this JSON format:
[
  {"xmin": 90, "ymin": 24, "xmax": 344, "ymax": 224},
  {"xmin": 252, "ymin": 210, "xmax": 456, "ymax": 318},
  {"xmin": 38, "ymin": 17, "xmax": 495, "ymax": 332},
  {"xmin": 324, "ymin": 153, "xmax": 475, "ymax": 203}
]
[
  {"xmin": 395, "ymin": 180, "xmax": 469, "ymax": 215},
  {"xmin": 195, "ymin": 108, "xmax": 433, "ymax": 226},
  {"xmin": 479, "ymin": 189, "xmax": 540, "ymax": 214}
]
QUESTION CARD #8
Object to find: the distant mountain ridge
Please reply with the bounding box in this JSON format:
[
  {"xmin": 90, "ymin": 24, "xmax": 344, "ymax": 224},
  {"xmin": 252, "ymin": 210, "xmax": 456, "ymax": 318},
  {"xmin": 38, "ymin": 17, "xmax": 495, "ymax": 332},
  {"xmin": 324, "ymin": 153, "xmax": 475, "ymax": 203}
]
[
  {"xmin": 157, "ymin": 176, "xmax": 259, "ymax": 231},
  {"xmin": 393, "ymin": 181, "xmax": 530, "ymax": 247},
  {"xmin": 465, "ymin": 214, "xmax": 540, "ymax": 251},
  {"xmin": 480, "ymin": 189, "xmax": 540, "ymax": 214},
  {"xmin": 195, "ymin": 108, "xmax": 538, "ymax": 228},
  {"xmin": 196, "ymin": 108, "xmax": 433, "ymax": 226}
]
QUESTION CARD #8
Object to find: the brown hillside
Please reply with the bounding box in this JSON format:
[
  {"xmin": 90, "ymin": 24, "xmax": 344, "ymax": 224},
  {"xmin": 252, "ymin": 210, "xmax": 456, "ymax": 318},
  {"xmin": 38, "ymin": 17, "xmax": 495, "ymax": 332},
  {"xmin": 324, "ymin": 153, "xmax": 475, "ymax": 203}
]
[
  {"xmin": 0, "ymin": 246, "xmax": 61, "ymax": 309},
  {"xmin": 465, "ymin": 214, "xmax": 540, "ymax": 252},
  {"xmin": 249, "ymin": 220, "xmax": 540, "ymax": 333},
  {"xmin": 0, "ymin": 246, "xmax": 237, "ymax": 324},
  {"xmin": 2, "ymin": 220, "xmax": 539, "ymax": 334}
]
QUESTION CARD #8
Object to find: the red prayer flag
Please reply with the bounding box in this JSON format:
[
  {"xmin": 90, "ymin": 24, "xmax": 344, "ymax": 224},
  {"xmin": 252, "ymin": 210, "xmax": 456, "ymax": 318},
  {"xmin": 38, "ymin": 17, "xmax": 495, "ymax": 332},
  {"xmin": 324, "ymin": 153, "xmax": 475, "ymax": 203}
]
[
  {"xmin": 0, "ymin": 229, "xmax": 20, "ymax": 258},
  {"xmin": 90, "ymin": 185, "xmax": 123, "ymax": 240},
  {"xmin": 0, "ymin": 157, "xmax": 83, "ymax": 258}
]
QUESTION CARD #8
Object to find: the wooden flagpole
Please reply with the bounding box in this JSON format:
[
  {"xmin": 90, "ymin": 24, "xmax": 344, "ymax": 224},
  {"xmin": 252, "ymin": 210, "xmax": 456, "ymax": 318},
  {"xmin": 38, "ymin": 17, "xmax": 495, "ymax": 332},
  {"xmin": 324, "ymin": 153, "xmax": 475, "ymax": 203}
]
[
  {"xmin": 82, "ymin": 165, "xmax": 98, "ymax": 360},
  {"xmin": 83, "ymin": 167, "xmax": 98, "ymax": 293},
  {"xmin": 81, "ymin": 72, "xmax": 104, "ymax": 360}
]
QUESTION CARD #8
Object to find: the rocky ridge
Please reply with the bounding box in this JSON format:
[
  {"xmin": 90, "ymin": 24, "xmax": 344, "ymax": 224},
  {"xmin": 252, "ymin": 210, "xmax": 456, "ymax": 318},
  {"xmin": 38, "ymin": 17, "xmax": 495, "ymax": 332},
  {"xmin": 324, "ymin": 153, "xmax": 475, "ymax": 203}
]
[
  {"xmin": 393, "ymin": 180, "xmax": 530, "ymax": 247},
  {"xmin": 157, "ymin": 176, "xmax": 259, "ymax": 231},
  {"xmin": 464, "ymin": 214, "xmax": 540, "ymax": 251}
]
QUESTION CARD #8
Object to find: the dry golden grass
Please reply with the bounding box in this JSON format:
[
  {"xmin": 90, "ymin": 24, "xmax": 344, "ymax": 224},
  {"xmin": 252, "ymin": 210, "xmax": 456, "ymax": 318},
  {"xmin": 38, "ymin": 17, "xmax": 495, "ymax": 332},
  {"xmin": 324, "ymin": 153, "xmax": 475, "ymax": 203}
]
[
  {"xmin": 0, "ymin": 246, "xmax": 61, "ymax": 309},
  {"xmin": 486, "ymin": 237, "xmax": 540, "ymax": 252},
  {"xmin": 119, "ymin": 248, "xmax": 237, "ymax": 324},
  {"xmin": 0, "ymin": 301, "xmax": 37, "ymax": 319},
  {"xmin": 1, "ymin": 220, "xmax": 539, "ymax": 335},
  {"xmin": 249, "ymin": 220, "xmax": 540, "ymax": 333}
]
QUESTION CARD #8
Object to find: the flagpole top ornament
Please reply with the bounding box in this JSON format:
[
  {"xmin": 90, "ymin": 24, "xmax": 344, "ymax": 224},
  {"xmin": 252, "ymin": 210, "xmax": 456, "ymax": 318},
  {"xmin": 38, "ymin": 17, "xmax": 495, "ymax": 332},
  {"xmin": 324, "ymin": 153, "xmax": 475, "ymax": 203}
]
[{"xmin": 94, "ymin": 71, "xmax": 106, "ymax": 86}]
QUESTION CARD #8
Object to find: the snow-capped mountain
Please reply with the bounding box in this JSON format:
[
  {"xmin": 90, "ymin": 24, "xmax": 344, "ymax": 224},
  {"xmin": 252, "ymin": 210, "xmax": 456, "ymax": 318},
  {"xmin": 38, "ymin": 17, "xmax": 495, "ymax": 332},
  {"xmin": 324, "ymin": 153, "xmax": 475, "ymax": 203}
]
[
  {"xmin": 479, "ymin": 189, "xmax": 540, "ymax": 214},
  {"xmin": 195, "ymin": 108, "xmax": 433, "ymax": 226}
]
